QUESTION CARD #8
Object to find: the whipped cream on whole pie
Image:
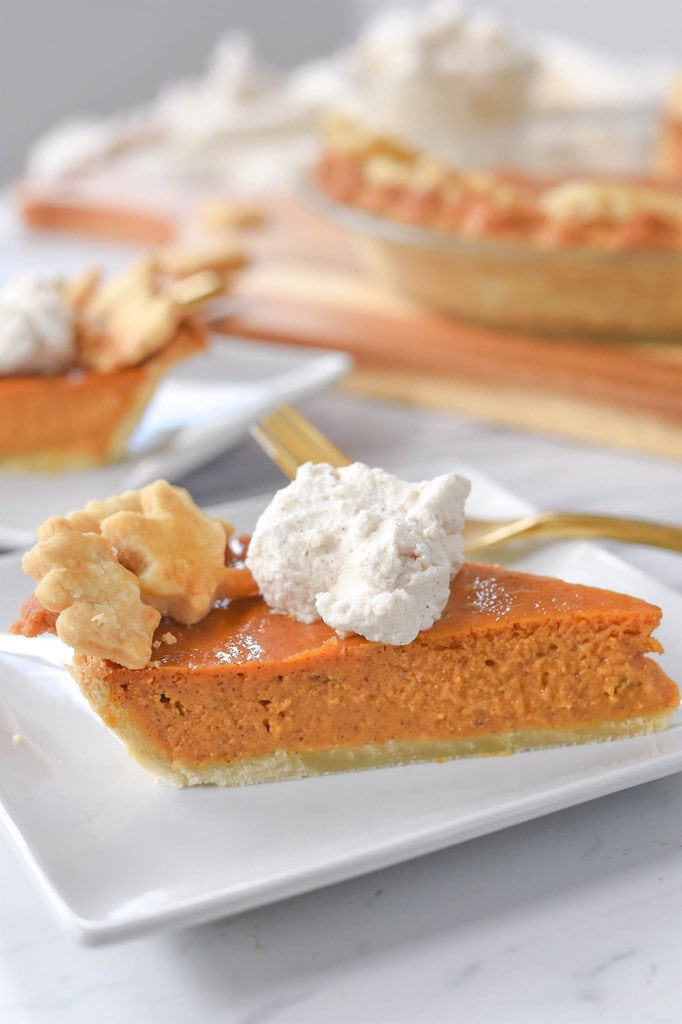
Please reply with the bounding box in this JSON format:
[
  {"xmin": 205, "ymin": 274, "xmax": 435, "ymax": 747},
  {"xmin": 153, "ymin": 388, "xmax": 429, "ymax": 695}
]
[{"xmin": 338, "ymin": 4, "xmax": 536, "ymax": 169}]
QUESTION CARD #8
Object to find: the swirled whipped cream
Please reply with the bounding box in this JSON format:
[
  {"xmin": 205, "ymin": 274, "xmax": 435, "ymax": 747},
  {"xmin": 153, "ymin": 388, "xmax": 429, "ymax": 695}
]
[
  {"xmin": 338, "ymin": 2, "xmax": 536, "ymax": 167},
  {"xmin": 0, "ymin": 276, "xmax": 76, "ymax": 375},
  {"xmin": 246, "ymin": 462, "xmax": 470, "ymax": 646},
  {"xmin": 346, "ymin": 3, "xmax": 535, "ymax": 118}
]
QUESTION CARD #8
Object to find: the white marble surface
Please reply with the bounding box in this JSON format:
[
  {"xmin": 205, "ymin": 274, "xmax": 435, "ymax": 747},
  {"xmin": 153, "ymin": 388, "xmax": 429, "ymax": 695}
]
[{"xmin": 1, "ymin": 387, "xmax": 681, "ymax": 1023}]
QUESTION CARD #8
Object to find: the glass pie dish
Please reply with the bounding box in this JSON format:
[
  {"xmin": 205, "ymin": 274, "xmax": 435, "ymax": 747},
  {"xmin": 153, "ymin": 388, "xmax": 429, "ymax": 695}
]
[{"xmin": 301, "ymin": 173, "xmax": 682, "ymax": 340}]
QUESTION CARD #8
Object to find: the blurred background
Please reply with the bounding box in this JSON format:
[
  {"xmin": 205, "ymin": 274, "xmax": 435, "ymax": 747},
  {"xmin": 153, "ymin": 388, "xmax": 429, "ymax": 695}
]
[{"xmin": 3, "ymin": 0, "xmax": 682, "ymax": 185}]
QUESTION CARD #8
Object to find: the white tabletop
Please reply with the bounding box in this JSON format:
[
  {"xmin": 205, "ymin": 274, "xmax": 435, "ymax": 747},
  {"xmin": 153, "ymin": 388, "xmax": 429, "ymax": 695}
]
[{"xmin": 1, "ymin": 385, "xmax": 681, "ymax": 1024}]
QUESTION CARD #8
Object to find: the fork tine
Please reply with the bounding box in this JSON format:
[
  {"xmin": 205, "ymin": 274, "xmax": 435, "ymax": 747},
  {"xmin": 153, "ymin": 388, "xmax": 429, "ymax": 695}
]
[
  {"xmin": 277, "ymin": 405, "xmax": 350, "ymax": 467},
  {"xmin": 250, "ymin": 405, "xmax": 350, "ymax": 479}
]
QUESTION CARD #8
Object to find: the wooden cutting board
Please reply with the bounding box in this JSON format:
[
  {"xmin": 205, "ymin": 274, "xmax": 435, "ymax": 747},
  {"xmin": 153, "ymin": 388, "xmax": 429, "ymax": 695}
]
[
  {"xmin": 216, "ymin": 196, "xmax": 682, "ymax": 460},
  {"xmin": 21, "ymin": 185, "xmax": 682, "ymax": 458}
]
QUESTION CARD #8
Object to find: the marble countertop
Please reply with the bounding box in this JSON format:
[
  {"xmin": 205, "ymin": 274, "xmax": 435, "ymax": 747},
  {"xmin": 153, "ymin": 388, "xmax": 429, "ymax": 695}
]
[{"xmin": 1, "ymin": 387, "xmax": 681, "ymax": 1023}]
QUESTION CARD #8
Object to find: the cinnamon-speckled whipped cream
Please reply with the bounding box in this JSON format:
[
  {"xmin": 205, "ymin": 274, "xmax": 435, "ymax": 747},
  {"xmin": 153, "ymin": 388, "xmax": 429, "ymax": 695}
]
[{"xmin": 246, "ymin": 461, "xmax": 470, "ymax": 645}]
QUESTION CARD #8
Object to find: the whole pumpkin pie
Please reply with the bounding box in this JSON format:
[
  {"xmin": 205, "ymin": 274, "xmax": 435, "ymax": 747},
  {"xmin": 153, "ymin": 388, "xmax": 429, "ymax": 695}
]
[
  {"xmin": 10, "ymin": 474, "xmax": 679, "ymax": 787},
  {"xmin": 313, "ymin": 115, "xmax": 682, "ymax": 337}
]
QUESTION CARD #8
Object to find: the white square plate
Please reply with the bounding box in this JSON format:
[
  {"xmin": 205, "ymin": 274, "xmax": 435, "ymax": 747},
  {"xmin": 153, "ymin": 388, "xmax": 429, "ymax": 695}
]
[
  {"xmin": 0, "ymin": 461, "xmax": 680, "ymax": 945},
  {"xmin": 0, "ymin": 334, "xmax": 350, "ymax": 548}
]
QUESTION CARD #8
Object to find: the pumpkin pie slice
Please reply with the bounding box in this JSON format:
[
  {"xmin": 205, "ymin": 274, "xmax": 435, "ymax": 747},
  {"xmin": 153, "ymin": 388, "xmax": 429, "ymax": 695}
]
[
  {"xmin": 12, "ymin": 555, "xmax": 679, "ymax": 787},
  {"xmin": 0, "ymin": 249, "xmax": 243, "ymax": 472},
  {"xmin": 0, "ymin": 318, "xmax": 207, "ymax": 471}
]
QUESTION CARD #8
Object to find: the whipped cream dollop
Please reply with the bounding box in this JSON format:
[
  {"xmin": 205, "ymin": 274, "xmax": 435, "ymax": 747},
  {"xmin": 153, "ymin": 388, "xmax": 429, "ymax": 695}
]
[
  {"xmin": 0, "ymin": 275, "xmax": 76, "ymax": 375},
  {"xmin": 246, "ymin": 462, "xmax": 471, "ymax": 646},
  {"xmin": 345, "ymin": 3, "xmax": 535, "ymax": 118},
  {"xmin": 337, "ymin": 4, "xmax": 673, "ymax": 173},
  {"xmin": 336, "ymin": 2, "xmax": 536, "ymax": 168}
]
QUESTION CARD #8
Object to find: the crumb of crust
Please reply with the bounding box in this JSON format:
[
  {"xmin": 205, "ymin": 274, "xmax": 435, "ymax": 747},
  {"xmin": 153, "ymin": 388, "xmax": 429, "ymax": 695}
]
[
  {"xmin": 21, "ymin": 480, "xmax": 258, "ymax": 668},
  {"xmin": 357, "ymin": 148, "xmax": 532, "ymax": 215},
  {"xmin": 152, "ymin": 635, "xmax": 181, "ymax": 651}
]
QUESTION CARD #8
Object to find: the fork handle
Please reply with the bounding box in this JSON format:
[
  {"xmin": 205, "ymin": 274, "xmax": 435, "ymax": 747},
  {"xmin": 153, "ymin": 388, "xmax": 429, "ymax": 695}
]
[{"xmin": 523, "ymin": 513, "xmax": 682, "ymax": 553}]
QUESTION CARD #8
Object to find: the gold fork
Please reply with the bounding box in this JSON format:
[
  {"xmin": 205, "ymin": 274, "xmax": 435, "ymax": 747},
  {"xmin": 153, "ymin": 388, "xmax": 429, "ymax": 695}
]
[{"xmin": 250, "ymin": 405, "xmax": 682, "ymax": 556}]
